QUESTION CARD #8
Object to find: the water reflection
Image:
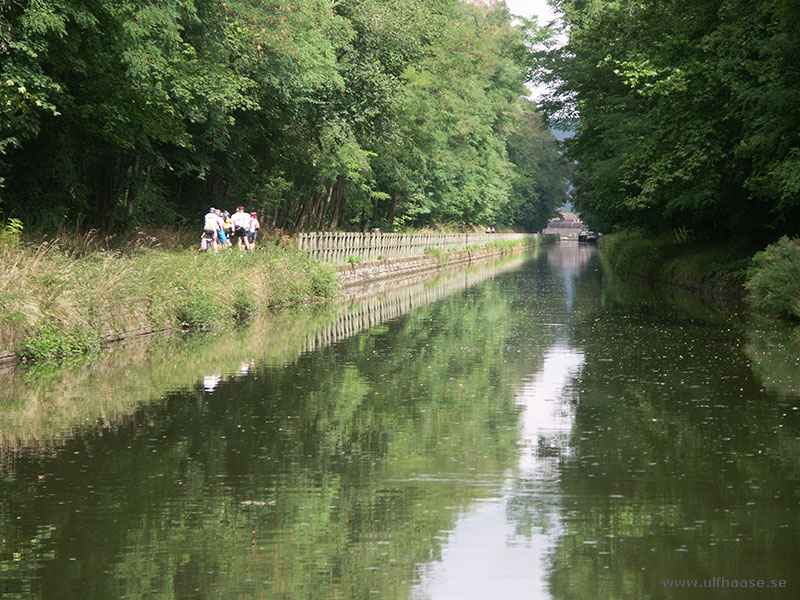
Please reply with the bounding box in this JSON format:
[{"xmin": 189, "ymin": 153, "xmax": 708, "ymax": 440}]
[
  {"xmin": 547, "ymin": 241, "xmax": 594, "ymax": 311},
  {"xmin": 0, "ymin": 251, "xmax": 536, "ymax": 463},
  {"xmin": 0, "ymin": 250, "xmax": 550, "ymax": 599},
  {"xmin": 412, "ymin": 343, "xmax": 583, "ymax": 600},
  {"xmin": 412, "ymin": 244, "xmax": 590, "ymax": 600},
  {"xmin": 548, "ymin": 251, "xmax": 800, "ymax": 600},
  {"xmin": 744, "ymin": 324, "xmax": 800, "ymax": 397}
]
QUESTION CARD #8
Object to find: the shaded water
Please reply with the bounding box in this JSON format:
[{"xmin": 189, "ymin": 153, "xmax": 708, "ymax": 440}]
[{"xmin": 1, "ymin": 244, "xmax": 799, "ymax": 599}]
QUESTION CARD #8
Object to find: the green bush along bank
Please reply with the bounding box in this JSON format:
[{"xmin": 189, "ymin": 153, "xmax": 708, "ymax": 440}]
[
  {"xmin": 599, "ymin": 231, "xmax": 800, "ymax": 321},
  {"xmin": 745, "ymin": 236, "xmax": 800, "ymax": 321},
  {"xmin": 0, "ymin": 241, "xmax": 338, "ymax": 361}
]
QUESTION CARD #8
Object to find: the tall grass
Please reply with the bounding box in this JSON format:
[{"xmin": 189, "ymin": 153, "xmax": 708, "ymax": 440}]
[
  {"xmin": 483, "ymin": 237, "xmax": 540, "ymax": 251},
  {"xmin": 0, "ymin": 235, "xmax": 338, "ymax": 360}
]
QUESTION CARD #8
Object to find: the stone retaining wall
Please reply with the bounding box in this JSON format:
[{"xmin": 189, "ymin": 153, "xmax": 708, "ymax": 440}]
[{"xmin": 335, "ymin": 244, "xmax": 534, "ymax": 288}]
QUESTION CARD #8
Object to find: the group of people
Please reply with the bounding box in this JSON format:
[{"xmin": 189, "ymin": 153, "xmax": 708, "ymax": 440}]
[{"xmin": 201, "ymin": 206, "xmax": 260, "ymax": 252}]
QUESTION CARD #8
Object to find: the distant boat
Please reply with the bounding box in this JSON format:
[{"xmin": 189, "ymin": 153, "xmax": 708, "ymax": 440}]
[{"xmin": 578, "ymin": 231, "xmax": 597, "ymax": 243}]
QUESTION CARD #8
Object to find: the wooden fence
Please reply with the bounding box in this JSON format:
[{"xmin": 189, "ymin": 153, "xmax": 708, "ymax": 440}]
[{"xmin": 297, "ymin": 232, "xmax": 536, "ymax": 263}]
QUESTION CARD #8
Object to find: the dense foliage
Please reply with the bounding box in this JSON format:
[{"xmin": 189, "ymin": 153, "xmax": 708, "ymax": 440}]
[
  {"xmin": 0, "ymin": 0, "xmax": 566, "ymax": 233},
  {"xmin": 746, "ymin": 235, "xmax": 800, "ymax": 320},
  {"xmin": 541, "ymin": 0, "xmax": 800, "ymax": 245}
]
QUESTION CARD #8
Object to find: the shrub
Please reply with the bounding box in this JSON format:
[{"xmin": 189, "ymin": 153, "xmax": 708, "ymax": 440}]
[
  {"xmin": 175, "ymin": 295, "xmax": 225, "ymax": 330},
  {"xmin": 0, "ymin": 217, "xmax": 24, "ymax": 249},
  {"xmin": 18, "ymin": 324, "xmax": 102, "ymax": 361},
  {"xmin": 232, "ymin": 285, "xmax": 258, "ymax": 319},
  {"xmin": 307, "ymin": 264, "xmax": 339, "ymax": 299},
  {"xmin": 746, "ymin": 236, "xmax": 800, "ymax": 320},
  {"xmin": 423, "ymin": 246, "xmax": 448, "ymax": 265}
]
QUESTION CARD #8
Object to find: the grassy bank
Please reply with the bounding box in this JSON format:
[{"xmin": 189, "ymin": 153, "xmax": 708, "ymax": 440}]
[
  {"xmin": 0, "ymin": 235, "xmax": 338, "ymax": 361},
  {"xmin": 598, "ymin": 231, "xmax": 800, "ymax": 321},
  {"xmin": 597, "ymin": 231, "xmax": 753, "ymax": 298}
]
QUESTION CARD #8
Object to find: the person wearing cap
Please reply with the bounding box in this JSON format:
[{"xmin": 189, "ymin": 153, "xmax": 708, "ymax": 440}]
[
  {"xmin": 231, "ymin": 205, "xmax": 251, "ymax": 250},
  {"xmin": 201, "ymin": 207, "xmax": 223, "ymax": 251},
  {"xmin": 221, "ymin": 210, "xmax": 234, "ymax": 248},
  {"xmin": 247, "ymin": 211, "xmax": 260, "ymax": 251},
  {"xmin": 216, "ymin": 210, "xmax": 229, "ymax": 248}
]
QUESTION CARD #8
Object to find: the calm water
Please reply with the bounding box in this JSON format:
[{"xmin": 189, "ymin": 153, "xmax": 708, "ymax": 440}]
[{"xmin": 1, "ymin": 244, "xmax": 798, "ymax": 599}]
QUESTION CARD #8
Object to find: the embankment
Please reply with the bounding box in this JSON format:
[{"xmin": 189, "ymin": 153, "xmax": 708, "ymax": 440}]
[
  {"xmin": 0, "ymin": 241, "xmax": 338, "ymax": 365},
  {"xmin": 0, "ymin": 250, "xmax": 538, "ymax": 455},
  {"xmin": 597, "ymin": 232, "xmax": 752, "ymax": 303},
  {"xmin": 335, "ymin": 241, "xmax": 540, "ymax": 288},
  {"xmin": 0, "ymin": 237, "xmax": 545, "ymax": 366}
]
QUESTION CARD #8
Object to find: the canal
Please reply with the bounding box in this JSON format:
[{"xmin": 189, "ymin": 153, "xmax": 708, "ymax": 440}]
[{"xmin": 0, "ymin": 243, "xmax": 798, "ymax": 599}]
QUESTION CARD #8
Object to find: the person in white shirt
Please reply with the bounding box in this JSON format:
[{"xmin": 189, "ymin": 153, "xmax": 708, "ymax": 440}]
[
  {"xmin": 201, "ymin": 208, "xmax": 224, "ymax": 251},
  {"xmin": 231, "ymin": 206, "xmax": 251, "ymax": 250},
  {"xmin": 247, "ymin": 212, "xmax": 260, "ymax": 250}
]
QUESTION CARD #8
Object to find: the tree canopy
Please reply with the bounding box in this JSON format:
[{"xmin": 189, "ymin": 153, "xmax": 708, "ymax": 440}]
[
  {"xmin": 0, "ymin": 0, "xmax": 567, "ymax": 233},
  {"xmin": 541, "ymin": 0, "xmax": 800, "ymax": 245}
]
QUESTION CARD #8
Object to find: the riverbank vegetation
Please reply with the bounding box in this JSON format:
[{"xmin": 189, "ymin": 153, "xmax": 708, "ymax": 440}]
[
  {"xmin": 0, "ymin": 226, "xmax": 544, "ymax": 361},
  {"xmin": 541, "ymin": 1, "xmax": 800, "ymax": 317},
  {"xmin": 597, "ymin": 231, "xmax": 800, "ymax": 321},
  {"xmin": 745, "ymin": 237, "xmax": 800, "ymax": 321},
  {"xmin": 0, "ymin": 233, "xmax": 338, "ymax": 360},
  {"xmin": 0, "ymin": 0, "xmax": 567, "ymax": 234},
  {"xmin": 597, "ymin": 231, "xmax": 752, "ymax": 296}
]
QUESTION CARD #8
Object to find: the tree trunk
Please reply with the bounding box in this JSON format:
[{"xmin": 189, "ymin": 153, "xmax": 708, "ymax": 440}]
[
  {"xmin": 314, "ymin": 180, "xmax": 336, "ymax": 231},
  {"xmin": 123, "ymin": 157, "xmax": 139, "ymax": 217},
  {"xmin": 330, "ymin": 178, "xmax": 345, "ymax": 230},
  {"xmin": 387, "ymin": 192, "xmax": 401, "ymax": 225},
  {"xmin": 294, "ymin": 193, "xmax": 316, "ymax": 232}
]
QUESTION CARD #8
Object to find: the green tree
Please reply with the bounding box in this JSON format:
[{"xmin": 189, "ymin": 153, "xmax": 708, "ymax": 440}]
[
  {"xmin": 504, "ymin": 101, "xmax": 569, "ymax": 231},
  {"xmin": 542, "ymin": 0, "xmax": 800, "ymax": 243},
  {"xmin": 0, "ymin": 0, "xmax": 562, "ymax": 234}
]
